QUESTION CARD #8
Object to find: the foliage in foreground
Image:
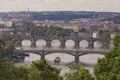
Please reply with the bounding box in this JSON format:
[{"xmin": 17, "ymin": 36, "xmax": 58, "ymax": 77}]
[
  {"xmin": 29, "ymin": 59, "xmax": 63, "ymax": 80},
  {"xmin": 0, "ymin": 59, "xmax": 63, "ymax": 80},
  {"xmin": 64, "ymin": 65, "xmax": 94, "ymax": 80},
  {"xmin": 94, "ymin": 34, "xmax": 120, "ymax": 80},
  {"xmin": 0, "ymin": 58, "xmax": 95, "ymax": 80},
  {"xmin": 0, "ymin": 39, "xmax": 95, "ymax": 80},
  {"xmin": 2, "ymin": 33, "xmax": 120, "ymax": 80},
  {"xmin": 0, "ymin": 40, "xmax": 15, "ymax": 59}
]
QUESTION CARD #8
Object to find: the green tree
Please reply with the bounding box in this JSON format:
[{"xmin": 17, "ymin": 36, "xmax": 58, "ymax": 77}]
[
  {"xmin": 0, "ymin": 58, "xmax": 29, "ymax": 80},
  {"xmin": 0, "ymin": 39, "xmax": 5, "ymax": 58},
  {"xmin": 29, "ymin": 59, "xmax": 63, "ymax": 80},
  {"xmin": 0, "ymin": 58, "xmax": 15, "ymax": 80},
  {"xmin": 4, "ymin": 41, "xmax": 15, "ymax": 56},
  {"xmin": 94, "ymin": 34, "xmax": 120, "ymax": 80},
  {"xmin": 28, "ymin": 64, "xmax": 43, "ymax": 80},
  {"xmin": 64, "ymin": 65, "xmax": 94, "ymax": 80},
  {"xmin": 13, "ymin": 66, "xmax": 29, "ymax": 80},
  {"xmin": 0, "ymin": 40, "xmax": 15, "ymax": 59},
  {"xmin": 0, "ymin": 39, "xmax": 29, "ymax": 80}
]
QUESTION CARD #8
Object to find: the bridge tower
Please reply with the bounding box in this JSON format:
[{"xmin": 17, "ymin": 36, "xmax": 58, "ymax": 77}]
[{"xmin": 46, "ymin": 40, "xmax": 51, "ymax": 47}]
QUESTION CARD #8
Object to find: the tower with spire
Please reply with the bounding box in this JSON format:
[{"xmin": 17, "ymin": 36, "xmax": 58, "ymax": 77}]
[{"xmin": 27, "ymin": 8, "xmax": 30, "ymax": 17}]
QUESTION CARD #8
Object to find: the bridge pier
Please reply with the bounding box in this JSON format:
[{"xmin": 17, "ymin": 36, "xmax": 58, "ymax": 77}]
[
  {"xmin": 75, "ymin": 40, "xmax": 79, "ymax": 48},
  {"xmin": 102, "ymin": 42, "xmax": 109, "ymax": 49},
  {"xmin": 31, "ymin": 40, "xmax": 36, "ymax": 47},
  {"xmin": 74, "ymin": 52, "xmax": 79, "ymax": 64},
  {"xmin": 61, "ymin": 40, "xmax": 65, "ymax": 48},
  {"xmin": 88, "ymin": 41, "xmax": 94, "ymax": 49},
  {"xmin": 41, "ymin": 52, "xmax": 45, "ymax": 59},
  {"xmin": 46, "ymin": 40, "xmax": 51, "ymax": 47}
]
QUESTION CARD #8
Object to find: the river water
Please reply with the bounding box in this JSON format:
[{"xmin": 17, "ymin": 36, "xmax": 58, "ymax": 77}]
[{"xmin": 15, "ymin": 39, "xmax": 105, "ymax": 75}]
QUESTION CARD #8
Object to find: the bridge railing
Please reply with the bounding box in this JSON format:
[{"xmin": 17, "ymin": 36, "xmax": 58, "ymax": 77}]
[{"xmin": 15, "ymin": 46, "xmax": 109, "ymax": 52}]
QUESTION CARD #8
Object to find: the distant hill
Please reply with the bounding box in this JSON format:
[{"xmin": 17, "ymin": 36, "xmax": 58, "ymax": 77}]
[
  {"xmin": 110, "ymin": 15, "xmax": 120, "ymax": 24},
  {"xmin": 0, "ymin": 11, "xmax": 120, "ymax": 21}
]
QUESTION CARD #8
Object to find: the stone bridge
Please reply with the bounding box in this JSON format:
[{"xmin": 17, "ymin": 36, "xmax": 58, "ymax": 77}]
[
  {"xmin": 13, "ymin": 47, "xmax": 109, "ymax": 64},
  {"xmin": 13, "ymin": 36, "xmax": 111, "ymax": 64},
  {"xmin": 14, "ymin": 36, "xmax": 110, "ymax": 49}
]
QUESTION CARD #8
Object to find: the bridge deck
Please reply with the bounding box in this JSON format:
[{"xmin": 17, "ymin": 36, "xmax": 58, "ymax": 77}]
[{"xmin": 14, "ymin": 47, "xmax": 109, "ymax": 54}]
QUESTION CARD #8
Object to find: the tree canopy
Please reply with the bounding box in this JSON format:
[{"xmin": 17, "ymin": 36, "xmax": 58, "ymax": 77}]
[
  {"xmin": 0, "ymin": 58, "xmax": 63, "ymax": 80},
  {"xmin": 94, "ymin": 34, "xmax": 120, "ymax": 80},
  {"xmin": 0, "ymin": 40, "xmax": 15, "ymax": 59},
  {"xmin": 29, "ymin": 59, "xmax": 63, "ymax": 80},
  {"xmin": 64, "ymin": 65, "xmax": 94, "ymax": 80}
]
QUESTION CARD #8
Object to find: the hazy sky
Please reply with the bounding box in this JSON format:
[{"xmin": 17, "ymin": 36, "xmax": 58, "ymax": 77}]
[{"xmin": 0, "ymin": 0, "xmax": 120, "ymax": 12}]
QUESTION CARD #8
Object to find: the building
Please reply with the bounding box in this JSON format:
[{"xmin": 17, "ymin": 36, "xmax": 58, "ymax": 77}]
[
  {"xmin": 73, "ymin": 25, "xmax": 79, "ymax": 32},
  {"xmin": 5, "ymin": 21, "xmax": 13, "ymax": 27},
  {"xmin": 110, "ymin": 32, "xmax": 118, "ymax": 40},
  {"xmin": 92, "ymin": 31, "xmax": 99, "ymax": 38}
]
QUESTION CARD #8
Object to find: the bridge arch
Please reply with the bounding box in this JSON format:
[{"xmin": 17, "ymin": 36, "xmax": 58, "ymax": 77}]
[
  {"xmin": 65, "ymin": 39, "xmax": 75, "ymax": 48},
  {"xmin": 79, "ymin": 40, "xmax": 89, "ymax": 48},
  {"xmin": 79, "ymin": 52, "xmax": 105, "ymax": 56},
  {"xmin": 22, "ymin": 39, "xmax": 32, "ymax": 47},
  {"xmin": 24, "ymin": 52, "xmax": 41, "ymax": 61},
  {"xmin": 93, "ymin": 40, "xmax": 103, "ymax": 48},
  {"xmin": 15, "ymin": 51, "xmax": 42, "ymax": 55},
  {"xmin": 36, "ymin": 39, "xmax": 46, "ymax": 47},
  {"xmin": 51, "ymin": 39, "xmax": 61, "ymax": 47},
  {"xmin": 45, "ymin": 51, "xmax": 75, "ymax": 56},
  {"xmin": 79, "ymin": 53, "xmax": 105, "ymax": 65},
  {"xmin": 45, "ymin": 52, "xmax": 75, "ymax": 63}
]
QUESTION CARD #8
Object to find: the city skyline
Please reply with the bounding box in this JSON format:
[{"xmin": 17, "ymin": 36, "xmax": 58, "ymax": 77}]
[{"xmin": 0, "ymin": 0, "xmax": 120, "ymax": 12}]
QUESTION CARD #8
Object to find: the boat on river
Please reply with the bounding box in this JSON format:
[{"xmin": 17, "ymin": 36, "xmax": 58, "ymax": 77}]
[{"xmin": 54, "ymin": 57, "xmax": 61, "ymax": 65}]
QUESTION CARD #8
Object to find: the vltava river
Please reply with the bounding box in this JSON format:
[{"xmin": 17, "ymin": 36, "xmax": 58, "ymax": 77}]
[{"xmin": 15, "ymin": 39, "xmax": 105, "ymax": 74}]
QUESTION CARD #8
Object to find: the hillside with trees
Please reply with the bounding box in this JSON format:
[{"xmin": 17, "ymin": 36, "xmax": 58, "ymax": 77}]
[{"xmin": 0, "ymin": 11, "xmax": 119, "ymax": 21}]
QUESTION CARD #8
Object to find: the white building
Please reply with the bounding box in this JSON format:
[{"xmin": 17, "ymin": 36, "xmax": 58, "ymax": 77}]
[{"xmin": 92, "ymin": 31, "xmax": 99, "ymax": 38}]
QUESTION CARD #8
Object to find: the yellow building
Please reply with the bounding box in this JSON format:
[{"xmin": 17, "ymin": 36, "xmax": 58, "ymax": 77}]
[
  {"xmin": 74, "ymin": 25, "xmax": 79, "ymax": 32},
  {"xmin": 5, "ymin": 21, "xmax": 13, "ymax": 27},
  {"xmin": 110, "ymin": 33, "xmax": 116, "ymax": 40},
  {"xmin": 0, "ymin": 20, "xmax": 5, "ymax": 25},
  {"xmin": 73, "ymin": 24, "xmax": 90, "ymax": 33}
]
